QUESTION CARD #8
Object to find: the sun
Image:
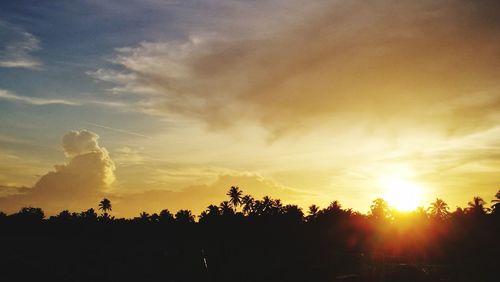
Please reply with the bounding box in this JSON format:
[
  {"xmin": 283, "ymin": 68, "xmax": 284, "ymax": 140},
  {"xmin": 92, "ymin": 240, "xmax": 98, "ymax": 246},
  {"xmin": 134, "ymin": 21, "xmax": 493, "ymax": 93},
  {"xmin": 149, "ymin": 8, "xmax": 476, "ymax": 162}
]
[{"xmin": 379, "ymin": 175, "xmax": 424, "ymax": 211}]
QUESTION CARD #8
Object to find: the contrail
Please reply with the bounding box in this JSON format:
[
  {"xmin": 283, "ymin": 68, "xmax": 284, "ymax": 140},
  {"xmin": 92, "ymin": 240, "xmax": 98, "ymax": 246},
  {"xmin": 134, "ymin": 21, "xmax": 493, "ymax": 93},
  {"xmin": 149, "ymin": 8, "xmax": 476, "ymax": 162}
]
[{"xmin": 84, "ymin": 122, "xmax": 151, "ymax": 139}]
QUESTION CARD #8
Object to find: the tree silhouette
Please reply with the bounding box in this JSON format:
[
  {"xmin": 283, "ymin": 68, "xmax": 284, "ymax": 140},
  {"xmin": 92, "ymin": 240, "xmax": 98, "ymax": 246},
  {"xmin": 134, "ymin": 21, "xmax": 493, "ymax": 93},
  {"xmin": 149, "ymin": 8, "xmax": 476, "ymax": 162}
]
[
  {"xmin": 327, "ymin": 201, "xmax": 342, "ymax": 212},
  {"xmin": 282, "ymin": 204, "xmax": 304, "ymax": 222},
  {"xmin": 175, "ymin": 209, "xmax": 195, "ymax": 224},
  {"xmin": 467, "ymin": 196, "xmax": 489, "ymax": 215},
  {"xmin": 307, "ymin": 204, "xmax": 319, "ymax": 221},
  {"xmin": 219, "ymin": 201, "xmax": 235, "ymax": 216},
  {"xmin": 244, "ymin": 195, "xmax": 287, "ymax": 217},
  {"xmin": 51, "ymin": 210, "xmax": 73, "ymax": 222},
  {"xmin": 159, "ymin": 209, "xmax": 174, "ymax": 223},
  {"xmin": 491, "ymin": 190, "xmax": 500, "ymax": 215},
  {"xmin": 370, "ymin": 198, "xmax": 391, "ymax": 220},
  {"xmin": 12, "ymin": 207, "xmax": 44, "ymax": 222},
  {"xmin": 414, "ymin": 206, "xmax": 428, "ymax": 216},
  {"xmin": 199, "ymin": 205, "xmax": 221, "ymax": 223},
  {"xmin": 80, "ymin": 208, "xmax": 98, "ymax": 222},
  {"xmin": 98, "ymin": 198, "xmax": 112, "ymax": 218},
  {"xmin": 241, "ymin": 195, "xmax": 255, "ymax": 215},
  {"xmin": 428, "ymin": 198, "xmax": 450, "ymax": 220},
  {"xmin": 2, "ymin": 188, "xmax": 500, "ymax": 282},
  {"xmin": 149, "ymin": 213, "xmax": 160, "ymax": 222},
  {"xmin": 227, "ymin": 186, "xmax": 243, "ymax": 212},
  {"xmin": 139, "ymin": 211, "xmax": 150, "ymax": 222}
]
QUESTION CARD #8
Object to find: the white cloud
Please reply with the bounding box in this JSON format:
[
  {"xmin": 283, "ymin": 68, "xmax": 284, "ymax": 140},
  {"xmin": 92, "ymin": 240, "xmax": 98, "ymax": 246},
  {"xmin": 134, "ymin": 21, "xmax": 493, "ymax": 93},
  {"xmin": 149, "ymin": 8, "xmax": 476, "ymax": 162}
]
[
  {"xmin": 0, "ymin": 89, "xmax": 78, "ymax": 105},
  {"xmin": 0, "ymin": 21, "xmax": 41, "ymax": 69},
  {"xmin": 0, "ymin": 89, "xmax": 136, "ymax": 109},
  {"xmin": 62, "ymin": 130, "xmax": 102, "ymax": 157}
]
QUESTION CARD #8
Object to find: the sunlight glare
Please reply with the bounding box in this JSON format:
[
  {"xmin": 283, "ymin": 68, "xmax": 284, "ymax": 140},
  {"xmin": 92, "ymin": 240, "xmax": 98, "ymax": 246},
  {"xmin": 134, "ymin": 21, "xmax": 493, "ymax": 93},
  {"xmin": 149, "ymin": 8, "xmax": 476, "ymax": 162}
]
[{"xmin": 379, "ymin": 175, "xmax": 423, "ymax": 211}]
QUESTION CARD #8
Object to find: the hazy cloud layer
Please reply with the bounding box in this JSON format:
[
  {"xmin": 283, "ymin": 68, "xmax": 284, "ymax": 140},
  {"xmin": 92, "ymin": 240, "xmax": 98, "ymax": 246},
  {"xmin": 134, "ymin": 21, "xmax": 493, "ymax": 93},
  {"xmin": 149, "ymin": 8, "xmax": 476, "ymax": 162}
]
[
  {"xmin": 111, "ymin": 172, "xmax": 310, "ymax": 218},
  {"xmin": 0, "ymin": 130, "xmax": 115, "ymax": 214},
  {"xmin": 92, "ymin": 0, "xmax": 500, "ymax": 136},
  {"xmin": 0, "ymin": 130, "xmax": 307, "ymax": 216},
  {"xmin": 0, "ymin": 21, "xmax": 41, "ymax": 69}
]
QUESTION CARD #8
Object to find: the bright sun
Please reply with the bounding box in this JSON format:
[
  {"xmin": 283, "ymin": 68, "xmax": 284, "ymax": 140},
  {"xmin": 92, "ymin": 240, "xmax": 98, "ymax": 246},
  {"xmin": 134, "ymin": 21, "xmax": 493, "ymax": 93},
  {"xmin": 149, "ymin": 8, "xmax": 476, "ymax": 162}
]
[{"xmin": 379, "ymin": 175, "xmax": 424, "ymax": 211}]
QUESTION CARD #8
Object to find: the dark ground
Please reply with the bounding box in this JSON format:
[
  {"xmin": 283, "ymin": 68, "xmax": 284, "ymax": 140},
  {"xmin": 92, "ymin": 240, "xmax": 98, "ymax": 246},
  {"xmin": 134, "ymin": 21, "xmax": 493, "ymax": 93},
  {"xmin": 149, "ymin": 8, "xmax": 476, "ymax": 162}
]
[{"xmin": 1, "ymin": 213, "xmax": 498, "ymax": 282}]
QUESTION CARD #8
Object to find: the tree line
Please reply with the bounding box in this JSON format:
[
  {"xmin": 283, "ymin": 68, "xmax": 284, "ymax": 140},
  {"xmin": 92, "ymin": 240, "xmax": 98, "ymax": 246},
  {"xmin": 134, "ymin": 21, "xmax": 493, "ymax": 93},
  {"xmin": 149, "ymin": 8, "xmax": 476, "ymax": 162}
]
[
  {"xmin": 1, "ymin": 186, "xmax": 499, "ymax": 223},
  {"xmin": 1, "ymin": 187, "xmax": 499, "ymax": 282}
]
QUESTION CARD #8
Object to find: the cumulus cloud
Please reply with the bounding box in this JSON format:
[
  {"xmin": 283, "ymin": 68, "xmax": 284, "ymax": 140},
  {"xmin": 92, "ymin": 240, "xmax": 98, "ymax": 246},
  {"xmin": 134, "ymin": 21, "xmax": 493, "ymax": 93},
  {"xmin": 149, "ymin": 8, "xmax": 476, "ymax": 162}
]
[
  {"xmin": 0, "ymin": 130, "xmax": 115, "ymax": 214},
  {"xmin": 90, "ymin": 0, "xmax": 500, "ymax": 137},
  {"xmin": 62, "ymin": 130, "xmax": 101, "ymax": 157},
  {"xmin": 0, "ymin": 21, "xmax": 41, "ymax": 69}
]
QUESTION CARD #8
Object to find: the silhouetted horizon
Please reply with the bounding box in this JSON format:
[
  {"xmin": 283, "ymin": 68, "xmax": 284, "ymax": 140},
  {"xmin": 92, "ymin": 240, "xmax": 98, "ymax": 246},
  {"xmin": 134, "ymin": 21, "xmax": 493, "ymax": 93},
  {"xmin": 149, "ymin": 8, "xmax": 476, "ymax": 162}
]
[{"xmin": 1, "ymin": 186, "xmax": 499, "ymax": 282}]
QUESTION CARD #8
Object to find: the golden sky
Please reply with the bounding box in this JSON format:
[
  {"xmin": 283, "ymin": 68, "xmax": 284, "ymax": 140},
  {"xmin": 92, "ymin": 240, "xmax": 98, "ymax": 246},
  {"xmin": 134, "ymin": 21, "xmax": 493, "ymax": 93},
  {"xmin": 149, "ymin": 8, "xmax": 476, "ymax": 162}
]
[{"xmin": 0, "ymin": 0, "xmax": 499, "ymax": 217}]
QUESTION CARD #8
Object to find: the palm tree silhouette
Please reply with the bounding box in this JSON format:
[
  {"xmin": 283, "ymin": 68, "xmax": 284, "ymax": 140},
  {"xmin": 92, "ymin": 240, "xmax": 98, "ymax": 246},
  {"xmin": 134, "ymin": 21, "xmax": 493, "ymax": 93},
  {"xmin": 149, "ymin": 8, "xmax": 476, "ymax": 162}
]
[
  {"xmin": 227, "ymin": 186, "xmax": 243, "ymax": 212},
  {"xmin": 308, "ymin": 205, "xmax": 319, "ymax": 216},
  {"xmin": 98, "ymin": 198, "xmax": 112, "ymax": 218},
  {"xmin": 175, "ymin": 209, "xmax": 195, "ymax": 223},
  {"xmin": 139, "ymin": 211, "xmax": 150, "ymax": 222},
  {"xmin": 219, "ymin": 201, "xmax": 234, "ymax": 216},
  {"xmin": 467, "ymin": 196, "xmax": 489, "ymax": 215},
  {"xmin": 327, "ymin": 201, "xmax": 342, "ymax": 212},
  {"xmin": 491, "ymin": 190, "xmax": 500, "ymax": 214},
  {"xmin": 199, "ymin": 205, "xmax": 221, "ymax": 222},
  {"xmin": 241, "ymin": 195, "xmax": 255, "ymax": 215},
  {"xmin": 307, "ymin": 204, "xmax": 319, "ymax": 221},
  {"xmin": 262, "ymin": 196, "xmax": 275, "ymax": 216},
  {"xmin": 428, "ymin": 198, "xmax": 450, "ymax": 220}
]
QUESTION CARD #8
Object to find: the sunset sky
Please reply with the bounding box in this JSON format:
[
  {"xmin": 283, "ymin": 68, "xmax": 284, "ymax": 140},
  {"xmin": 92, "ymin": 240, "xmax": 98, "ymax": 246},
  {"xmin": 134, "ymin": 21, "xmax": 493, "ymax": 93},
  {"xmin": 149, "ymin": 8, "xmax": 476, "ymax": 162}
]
[{"xmin": 0, "ymin": 0, "xmax": 499, "ymax": 217}]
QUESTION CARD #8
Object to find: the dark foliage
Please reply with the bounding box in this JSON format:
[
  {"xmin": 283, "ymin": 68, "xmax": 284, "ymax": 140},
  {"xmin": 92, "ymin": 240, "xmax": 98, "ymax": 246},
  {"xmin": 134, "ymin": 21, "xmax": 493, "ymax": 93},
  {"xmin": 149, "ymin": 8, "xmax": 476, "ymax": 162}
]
[{"xmin": 0, "ymin": 189, "xmax": 499, "ymax": 282}]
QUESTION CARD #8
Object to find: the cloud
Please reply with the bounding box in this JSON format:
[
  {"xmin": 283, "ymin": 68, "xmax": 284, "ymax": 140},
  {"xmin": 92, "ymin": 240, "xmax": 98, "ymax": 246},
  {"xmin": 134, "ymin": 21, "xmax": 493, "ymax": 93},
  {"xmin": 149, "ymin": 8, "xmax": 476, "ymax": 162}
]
[
  {"xmin": 0, "ymin": 21, "xmax": 41, "ymax": 69},
  {"xmin": 0, "ymin": 130, "xmax": 309, "ymax": 217},
  {"xmin": 90, "ymin": 0, "xmax": 500, "ymax": 137},
  {"xmin": 0, "ymin": 130, "xmax": 115, "ymax": 214},
  {"xmin": 0, "ymin": 185, "xmax": 30, "ymax": 197},
  {"xmin": 0, "ymin": 89, "xmax": 78, "ymax": 105},
  {"xmin": 110, "ymin": 171, "xmax": 311, "ymax": 218},
  {"xmin": 0, "ymin": 89, "xmax": 135, "ymax": 109},
  {"xmin": 62, "ymin": 130, "xmax": 101, "ymax": 157}
]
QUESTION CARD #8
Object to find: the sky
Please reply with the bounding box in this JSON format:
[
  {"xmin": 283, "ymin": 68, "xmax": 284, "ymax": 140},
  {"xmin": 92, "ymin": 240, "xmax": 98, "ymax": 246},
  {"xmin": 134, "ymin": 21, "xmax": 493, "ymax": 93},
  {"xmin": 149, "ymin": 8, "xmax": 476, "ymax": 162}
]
[{"xmin": 0, "ymin": 0, "xmax": 499, "ymax": 217}]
